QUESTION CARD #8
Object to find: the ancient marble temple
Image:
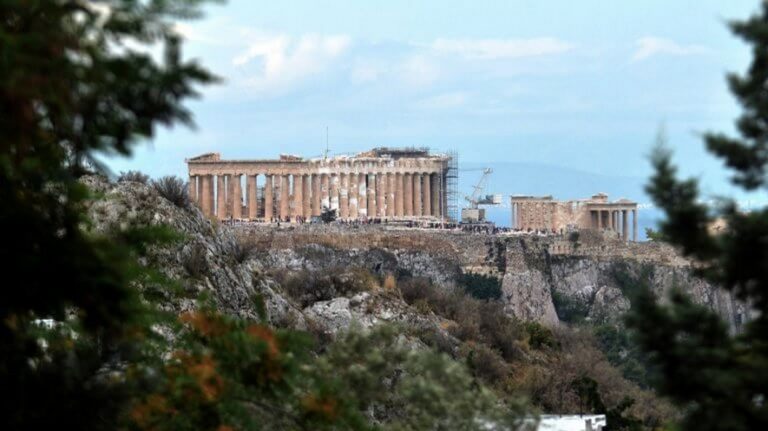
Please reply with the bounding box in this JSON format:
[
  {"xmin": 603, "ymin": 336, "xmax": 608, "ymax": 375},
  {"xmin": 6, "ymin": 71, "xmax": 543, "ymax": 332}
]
[
  {"xmin": 186, "ymin": 148, "xmax": 451, "ymax": 222},
  {"xmin": 510, "ymin": 193, "xmax": 639, "ymax": 241}
]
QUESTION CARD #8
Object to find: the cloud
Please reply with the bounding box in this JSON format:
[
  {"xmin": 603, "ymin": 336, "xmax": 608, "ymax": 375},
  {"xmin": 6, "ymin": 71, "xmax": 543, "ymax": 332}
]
[
  {"xmin": 431, "ymin": 37, "xmax": 573, "ymax": 60},
  {"xmin": 232, "ymin": 33, "xmax": 350, "ymax": 93},
  {"xmin": 414, "ymin": 92, "xmax": 468, "ymax": 110},
  {"xmin": 350, "ymin": 61, "xmax": 381, "ymax": 84},
  {"xmin": 631, "ymin": 37, "xmax": 708, "ymax": 62},
  {"xmin": 400, "ymin": 55, "xmax": 440, "ymax": 87}
]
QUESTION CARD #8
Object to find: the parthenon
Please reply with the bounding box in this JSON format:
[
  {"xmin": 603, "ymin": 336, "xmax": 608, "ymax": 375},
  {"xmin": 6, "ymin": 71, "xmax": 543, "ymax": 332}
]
[
  {"xmin": 511, "ymin": 193, "xmax": 638, "ymax": 241},
  {"xmin": 186, "ymin": 148, "xmax": 451, "ymax": 222}
]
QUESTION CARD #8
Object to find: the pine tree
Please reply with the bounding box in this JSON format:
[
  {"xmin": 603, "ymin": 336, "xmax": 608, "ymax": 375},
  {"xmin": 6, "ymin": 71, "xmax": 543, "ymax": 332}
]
[{"xmin": 627, "ymin": 3, "xmax": 768, "ymax": 430}]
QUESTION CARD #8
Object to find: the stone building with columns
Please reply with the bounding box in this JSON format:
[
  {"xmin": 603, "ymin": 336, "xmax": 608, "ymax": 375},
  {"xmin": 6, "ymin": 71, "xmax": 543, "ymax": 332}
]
[
  {"xmin": 186, "ymin": 148, "xmax": 452, "ymax": 222},
  {"xmin": 510, "ymin": 193, "xmax": 639, "ymax": 241}
]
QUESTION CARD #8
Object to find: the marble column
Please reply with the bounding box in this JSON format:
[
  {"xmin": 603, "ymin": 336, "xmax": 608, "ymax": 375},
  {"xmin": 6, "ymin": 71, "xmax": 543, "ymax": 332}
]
[
  {"xmin": 330, "ymin": 174, "xmax": 340, "ymax": 211},
  {"xmin": 293, "ymin": 174, "xmax": 304, "ymax": 220},
  {"xmin": 633, "ymin": 209, "xmax": 638, "ymax": 242},
  {"xmin": 395, "ymin": 173, "xmax": 404, "ymax": 217},
  {"xmin": 376, "ymin": 173, "xmax": 386, "ymax": 217},
  {"xmin": 226, "ymin": 174, "xmax": 235, "ymax": 218},
  {"xmin": 622, "ymin": 209, "xmax": 628, "ymax": 241},
  {"xmin": 386, "ymin": 173, "xmax": 395, "ymax": 218},
  {"xmin": 340, "ymin": 173, "xmax": 350, "ymax": 219},
  {"xmin": 321, "ymin": 174, "xmax": 330, "ymax": 211},
  {"xmin": 279, "ymin": 175, "xmax": 290, "ymax": 221},
  {"xmin": 367, "ymin": 173, "xmax": 377, "ymax": 218},
  {"xmin": 188, "ymin": 175, "xmax": 197, "ymax": 204},
  {"xmin": 264, "ymin": 175, "xmax": 273, "ymax": 221},
  {"xmin": 358, "ymin": 173, "xmax": 367, "ymax": 217},
  {"xmin": 216, "ymin": 175, "xmax": 227, "ymax": 220},
  {"xmin": 349, "ymin": 173, "xmax": 359, "ymax": 218},
  {"xmin": 511, "ymin": 203, "xmax": 517, "ymax": 228},
  {"xmin": 413, "ymin": 173, "xmax": 422, "ymax": 217},
  {"xmin": 422, "ymin": 173, "xmax": 431, "ymax": 216},
  {"xmin": 404, "ymin": 173, "xmax": 413, "ymax": 216},
  {"xmin": 597, "ymin": 210, "xmax": 602, "ymax": 230},
  {"xmin": 311, "ymin": 174, "xmax": 321, "ymax": 216},
  {"xmin": 431, "ymin": 173, "xmax": 440, "ymax": 217},
  {"xmin": 302, "ymin": 174, "xmax": 311, "ymax": 219},
  {"xmin": 231, "ymin": 174, "xmax": 242, "ymax": 219},
  {"xmin": 248, "ymin": 175, "xmax": 258, "ymax": 220},
  {"xmin": 200, "ymin": 175, "xmax": 213, "ymax": 217}
]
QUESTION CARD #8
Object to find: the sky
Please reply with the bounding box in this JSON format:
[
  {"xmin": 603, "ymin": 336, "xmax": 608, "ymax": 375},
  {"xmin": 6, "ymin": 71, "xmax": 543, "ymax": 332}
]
[{"xmin": 104, "ymin": 0, "xmax": 761, "ymax": 206}]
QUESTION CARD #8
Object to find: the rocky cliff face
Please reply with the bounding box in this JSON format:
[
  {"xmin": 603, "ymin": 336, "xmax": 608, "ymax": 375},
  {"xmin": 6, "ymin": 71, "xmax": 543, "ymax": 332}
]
[
  {"xmin": 84, "ymin": 176, "xmax": 453, "ymax": 342},
  {"xmin": 238, "ymin": 225, "xmax": 749, "ymax": 332},
  {"xmin": 85, "ymin": 176, "xmax": 747, "ymax": 336}
]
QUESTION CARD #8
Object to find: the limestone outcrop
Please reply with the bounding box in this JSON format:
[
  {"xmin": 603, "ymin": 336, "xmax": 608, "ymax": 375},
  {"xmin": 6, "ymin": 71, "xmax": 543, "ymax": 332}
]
[{"xmin": 84, "ymin": 175, "xmax": 748, "ymax": 337}]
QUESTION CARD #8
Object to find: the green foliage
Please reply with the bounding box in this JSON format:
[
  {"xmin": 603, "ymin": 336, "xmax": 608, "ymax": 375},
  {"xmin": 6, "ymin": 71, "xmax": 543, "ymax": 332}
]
[
  {"xmin": 317, "ymin": 326, "xmax": 526, "ymax": 430},
  {"xmin": 643, "ymin": 227, "xmax": 667, "ymax": 243},
  {"xmin": 152, "ymin": 175, "xmax": 191, "ymax": 208},
  {"xmin": 628, "ymin": 4, "xmax": 768, "ymax": 430},
  {"xmin": 551, "ymin": 290, "xmax": 590, "ymax": 324},
  {"xmin": 0, "ymin": 0, "xmax": 216, "ymax": 428},
  {"xmin": 525, "ymin": 321, "xmax": 557, "ymax": 349},
  {"xmin": 459, "ymin": 272, "xmax": 503, "ymax": 300},
  {"xmin": 593, "ymin": 324, "xmax": 652, "ymax": 388}
]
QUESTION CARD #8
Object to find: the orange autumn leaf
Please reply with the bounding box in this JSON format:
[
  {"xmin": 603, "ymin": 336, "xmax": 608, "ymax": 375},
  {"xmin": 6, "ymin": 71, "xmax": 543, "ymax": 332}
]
[
  {"xmin": 180, "ymin": 311, "xmax": 228, "ymax": 337},
  {"xmin": 245, "ymin": 324, "xmax": 280, "ymax": 358},
  {"xmin": 130, "ymin": 394, "xmax": 172, "ymax": 428},
  {"xmin": 301, "ymin": 394, "xmax": 340, "ymax": 422}
]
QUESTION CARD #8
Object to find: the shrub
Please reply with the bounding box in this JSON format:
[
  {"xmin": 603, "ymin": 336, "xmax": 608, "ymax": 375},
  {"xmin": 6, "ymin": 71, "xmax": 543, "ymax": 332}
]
[
  {"xmin": 233, "ymin": 236, "xmax": 258, "ymax": 263},
  {"xmin": 152, "ymin": 175, "xmax": 190, "ymax": 208},
  {"xmin": 412, "ymin": 324, "xmax": 456, "ymax": 356},
  {"xmin": 399, "ymin": 277, "xmax": 528, "ymax": 358},
  {"xmin": 182, "ymin": 243, "xmax": 208, "ymax": 279},
  {"xmin": 525, "ymin": 321, "xmax": 557, "ymax": 349},
  {"xmin": 279, "ymin": 267, "xmax": 376, "ymax": 307},
  {"xmin": 117, "ymin": 170, "xmax": 150, "ymax": 184},
  {"xmin": 478, "ymin": 301, "xmax": 527, "ymax": 360},
  {"xmin": 320, "ymin": 206, "xmax": 337, "ymax": 223},
  {"xmin": 458, "ymin": 272, "xmax": 502, "ymax": 300},
  {"xmin": 465, "ymin": 344, "xmax": 509, "ymax": 384},
  {"xmin": 551, "ymin": 290, "xmax": 590, "ymax": 324}
]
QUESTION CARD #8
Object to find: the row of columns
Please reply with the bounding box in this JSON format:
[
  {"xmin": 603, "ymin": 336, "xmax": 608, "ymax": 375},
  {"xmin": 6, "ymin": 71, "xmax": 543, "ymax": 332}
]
[
  {"xmin": 189, "ymin": 171, "xmax": 444, "ymax": 222},
  {"xmin": 592, "ymin": 209, "xmax": 638, "ymax": 242}
]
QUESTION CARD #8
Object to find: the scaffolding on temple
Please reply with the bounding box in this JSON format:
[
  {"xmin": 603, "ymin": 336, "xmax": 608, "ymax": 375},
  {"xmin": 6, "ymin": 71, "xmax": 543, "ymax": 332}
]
[{"xmin": 445, "ymin": 149, "xmax": 459, "ymax": 222}]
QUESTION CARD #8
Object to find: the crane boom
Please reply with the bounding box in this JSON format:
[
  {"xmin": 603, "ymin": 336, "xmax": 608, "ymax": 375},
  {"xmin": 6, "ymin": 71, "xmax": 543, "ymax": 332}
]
[{"xmin": 465, "ymin": 168, "xmax": 493, "ymax": 208}]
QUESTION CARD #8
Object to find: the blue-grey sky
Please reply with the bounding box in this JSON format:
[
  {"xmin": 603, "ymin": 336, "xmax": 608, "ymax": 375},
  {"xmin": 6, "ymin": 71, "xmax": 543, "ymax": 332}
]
[{"xmin": 105, "ymin": 0, "xmax": 759, "ymax": 201}]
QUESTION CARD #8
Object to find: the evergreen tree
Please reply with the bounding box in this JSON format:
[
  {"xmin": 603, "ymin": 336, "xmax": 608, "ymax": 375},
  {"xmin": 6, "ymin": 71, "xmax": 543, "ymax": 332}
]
[
  {"xmin": 0, "ymin": 1, "xmax": 215, "ymax": 428},
  {"xmin": 627, "ymin": 2, "xmax": 768, "ymax": 430}
]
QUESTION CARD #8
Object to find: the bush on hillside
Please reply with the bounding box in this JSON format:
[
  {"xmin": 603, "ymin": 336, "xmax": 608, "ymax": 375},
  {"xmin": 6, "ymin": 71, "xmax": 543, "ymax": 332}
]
[
  {"xmin": 118, "ymin": 170, "xmax": 150, "ymax": 184},
  {"xmin": 152, "ymin": 175, "xmax": 190, "ymax": 208}
]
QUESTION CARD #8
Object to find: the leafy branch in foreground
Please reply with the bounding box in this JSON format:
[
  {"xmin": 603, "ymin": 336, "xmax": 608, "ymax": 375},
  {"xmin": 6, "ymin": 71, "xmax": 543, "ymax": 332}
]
[{"xmin": 1, "ymin": 0, "xmax": 216, "ymax": 428}]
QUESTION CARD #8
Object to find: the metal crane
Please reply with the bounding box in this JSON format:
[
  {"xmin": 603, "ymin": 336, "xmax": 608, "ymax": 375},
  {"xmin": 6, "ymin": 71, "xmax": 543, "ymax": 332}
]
[
  {"xmin": 461, "ymin": 168, "xmax": 501, "ymax": 223},
  {"xmin": 464, "ymin": 168, "xmax": 493, "ymax": 208}
]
